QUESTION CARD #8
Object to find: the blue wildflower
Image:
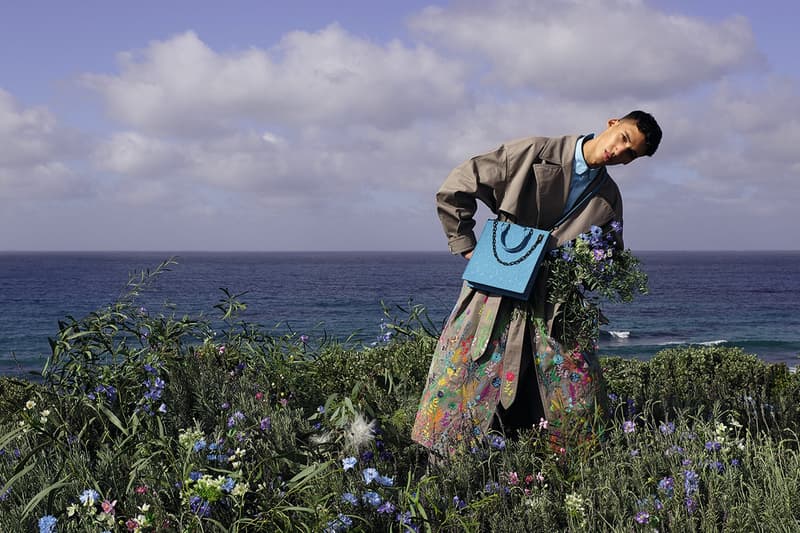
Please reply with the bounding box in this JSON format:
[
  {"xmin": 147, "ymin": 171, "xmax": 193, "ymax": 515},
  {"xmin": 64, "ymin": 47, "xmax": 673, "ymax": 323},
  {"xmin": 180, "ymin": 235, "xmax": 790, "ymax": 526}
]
[
  {"xmin": 489, "ymin": 435, "xmax": 506, "ymax": 450},
  {"xmin": 453, "ymin": 495, "xmax": 467, "ymax": 510},
  {"xmin": 38, "ymin": 515, "xmax": 57, "ymax": 533},
  {"xmin": 361, "ymin": 450, "xmax": 374, "ymax": 462},
  {"xmin": 342, "ymin": 492, "xmax": 358, "ymax": 505},
  {"xmin": 362, "ymin": 467, "xmax": 379, "ymax": 485},
  {"xmin": 342, "ymin": 456, "xmax": 357, "ymax": 471},
  {"xmin": 685, "ymin": 497, "xmax": 697, "ymax": 514},
  {"xmin": 193, "ymin": 439, "xmax": 207, "ymax": 452},
  {"xmin": 377, "ymin": 501, "xmax": 396, "ymax": 514},
  {"xmin": 79, "ymin": 488, "xmax": 99, "ymax": 506},
  {"xmin": 634, "ymin": 511, "xmax": 649, "ymax": 524},
  {"xmin": 362, "ymin": 491, "xmax": 382, "ymax": 507},
  {"xmin": 704, "ymin": 440, "xmax": 721, "ymax": 452},
  {"xmin": 190, "ymin": 495, "xmax": 212, "ymax": 517},
  {"xmin": 260, "ymin": 417, "xmax": 271, "ymax": 431},
  {"xmin": 683, "ymin": 470, "xmax": 699, "ymax": 496},
  {"xmin": 222, "ymin": 477, "xmax": 236, "ymax": 492},
  {"xmin": 376, "ymin": 475, "xmax": 394, "ymax": 487},
  {"xmin": 659, "ymin": 421, "xmax": 675, "ymax": 435},
  {"xmin": 657, "ymin": 476, "xmax": 674, "ymax": 497}
]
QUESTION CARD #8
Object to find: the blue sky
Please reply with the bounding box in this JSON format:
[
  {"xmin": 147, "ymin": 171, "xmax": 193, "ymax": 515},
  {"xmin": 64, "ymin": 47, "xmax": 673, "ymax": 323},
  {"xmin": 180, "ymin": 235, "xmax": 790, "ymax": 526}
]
[{"xmin": 1, "ymin": 0, "xmax": 798, "ymax": 251}]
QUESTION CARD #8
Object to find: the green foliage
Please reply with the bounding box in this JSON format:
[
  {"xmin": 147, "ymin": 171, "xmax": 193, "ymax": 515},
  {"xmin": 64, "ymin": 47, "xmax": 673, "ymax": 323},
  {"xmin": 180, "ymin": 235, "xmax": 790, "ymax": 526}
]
[
  {"xmin": 546, "ymin": 224, "xmax": 649, "ymax": 352},
  {"xmin": 0, "ymin": 262, "xmax": 798, "ymax": 532}
]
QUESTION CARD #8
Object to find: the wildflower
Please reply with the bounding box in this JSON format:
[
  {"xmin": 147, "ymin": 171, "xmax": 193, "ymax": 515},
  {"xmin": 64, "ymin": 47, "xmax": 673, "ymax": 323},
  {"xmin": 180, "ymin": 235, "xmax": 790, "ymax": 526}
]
[
  {"xmin": 683, "ymin": 470, "xmax": 699, "ymax": 496},
  {"xmin": 134, "ymin": 485, "xmax": 148, "ymax": 494},
  {"xmin": 634, "ymin": 511, "xmax": 650, "ymax": 524},
  {"xmin": 300, "ymin": 335, "xmax": 309, "ymax": 344},
  {"xmin": 590, "ymin": 225, "xmax": 602, "ymax": 238},
  {"xmin": 665, "ymin": 445, "xmax": 684, "ymax": 456},
  {"xmin": 101, "ymin": 499, "xmax": 117, "ymax": 515},
  {"xmin": 221, "ymin": 477, "xmax": 236, "ymax": 493},
  {"xmin": 189, "ymin": 471, "xmax": 203, "ymax": 481},
  {"xmin": 377, "ymin": 501, "xmax": 396, "ymax": 514},
  {"xmin": 38, "ymin": 515, "xmax": 57, "ymax": 533},
  {"xmin": 622, "ymin": 420, "xmax": 635, "ymax": 433},
  {"xmin": 362, "ymin": 491, "xmax": 382, "ymax": 507},
  {"xmin": 342, "ymin": 456, "xmax": 357, "ymax": 471},
  {"xmin": 218, "ymin": 345, "xmax": 226, "ymax": 355},
  {"xmin": 610, "ymin": 220, "xmax": 622, "ymax": 233},
  {"xmin": 260, "ymin": 417, "xmax": 271, "ymax": 431},
  {"xmin": 361, "ymin": 450, "xmax": 374, "ymax": 462},
  {"xmin": 227, "ymin": 411, "xmax": 245, "ymax": 427},
  {"xmin": 489, "ymin": 435, "xmax": 506, "ymax": 450},
  {"xmin": 190, "ymin": 495, "xmax": 212, "ymax": 517},
  {"xmin": 342, "ymin": 492, "xmax": 358, "ymax": 505},
  {"xmin": 255, "ymin": 392, "xmax": 264, "ymax": 400},
  {"xmin": 659, "ymin": 421, "xmax": 675, "ymax": 435},
  {"xmin": 325, "ymin": 513, "xmax": 353, "ymax": 532},
  {"xmin": 377, "ymin": 474, "xmax": 394, "ymax": 487},
  {"xmin": 362, "ymin": 467, "xmax": 380, "ymax": 485},
  {"xmin": 608, "ymin": 393, "xmax": 619, "ymax": 402},
  {"xmin": 658, "ymin": 476, "xmax": 674, "ymax": 496},
  {"xmin": 708, "ymin": 461, "xmax": 724, "ymax": 473},
  {"xmin": 125, "ymin": 518, "xmax": 139, "ymax": 530},
  {"xmin": 536, "ymin": 472, "xmax": 545, "ymax": 484},
  {"xmin": 453, "ymin": 495, "xmax": 467, "ymax": 510},
  {"xmin": 158, "ymin": 403, "xmax": 167, "ymax": 414},
  {"xmin": 193, "ymin": 439, "xmax": 207, "ymax": 452},
  {"xmin": 345, "ymin": 414, "xmax": 376, "ymax": 451},
  {"xmin": 538, "ymin": 417, "xmax": 549, "ymax": 430},
  {"xmin": 685, "ymin": 497, "xmax": 697, "ymax": 514},
  {"xmin": 705, "ymin": 440, "xmax": 722, "ymax": 452},
  {"xmin": 731, "ymin": 458, "xmax": 741, "ymax": 467},
  {"xmin": 508, "ymin": 471, "xmax": 519, "ymax": 485},
  {"xmin": 564, "ymin": 492, "xmax": 588, "ymax": 521},
  {"xmin": 80, "ymin": 488, "xmax": 100, "ymax": 506}
]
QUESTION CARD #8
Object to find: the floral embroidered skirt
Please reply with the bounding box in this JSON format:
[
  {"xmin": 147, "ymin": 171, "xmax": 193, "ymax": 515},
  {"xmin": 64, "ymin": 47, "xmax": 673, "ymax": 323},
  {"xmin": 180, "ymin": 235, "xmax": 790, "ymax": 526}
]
[{"xmin": 411, "ymin": 285, "xmax": 608, "ymax": 456}]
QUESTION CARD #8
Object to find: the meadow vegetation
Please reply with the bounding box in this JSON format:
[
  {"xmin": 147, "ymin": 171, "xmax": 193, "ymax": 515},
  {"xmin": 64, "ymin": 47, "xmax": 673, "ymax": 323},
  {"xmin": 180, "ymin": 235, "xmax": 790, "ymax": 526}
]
[{"xmin": 1, "ymin": 260, "xmax": 799, "ymax": 532}]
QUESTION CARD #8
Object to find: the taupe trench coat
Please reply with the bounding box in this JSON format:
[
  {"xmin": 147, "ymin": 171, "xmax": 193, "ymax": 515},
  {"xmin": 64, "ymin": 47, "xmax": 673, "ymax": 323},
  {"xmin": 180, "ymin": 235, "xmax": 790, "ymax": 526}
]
[{"xmin": 422, "ymin": 135, "xmax": 624, "ymax": 441}]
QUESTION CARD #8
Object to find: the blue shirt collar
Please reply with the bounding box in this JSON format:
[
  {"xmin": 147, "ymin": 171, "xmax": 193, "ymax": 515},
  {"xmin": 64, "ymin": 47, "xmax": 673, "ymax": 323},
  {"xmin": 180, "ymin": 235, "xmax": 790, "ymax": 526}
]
[{"xmin": 573, "ymin": 133, "xmax": 595, "ymax": 176}]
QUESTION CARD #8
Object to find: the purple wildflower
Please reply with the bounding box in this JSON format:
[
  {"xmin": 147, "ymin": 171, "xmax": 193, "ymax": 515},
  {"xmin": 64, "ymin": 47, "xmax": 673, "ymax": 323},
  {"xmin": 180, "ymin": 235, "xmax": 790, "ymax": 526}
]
[
  {"xmin": 659, "ymin": 421, "xmax": 675, "ymax": 435},
  {"xmin": 683, "ymin": 470, "xmax": 699, "ymax": 496},
  {"xmin": 377, "ymin": 501, "xmax": 396, "ymax": 514},
  {"xmin": 622, "ymin": 420, "xmax": 635, "ymax": 433},
  {"xmin": 634, "ymin": 511, "xmax": 650, "ymax": 524},
  {"xmin": 341, "ymin": 492, "xmax": 358, "ymax": 505},
  {"xmin": 362, "ymin": 491, "xmax": 382, "ymax": 507},
  {"xmin": 657, "ymin": 476, "xmax": 674, "ymax": 496}
]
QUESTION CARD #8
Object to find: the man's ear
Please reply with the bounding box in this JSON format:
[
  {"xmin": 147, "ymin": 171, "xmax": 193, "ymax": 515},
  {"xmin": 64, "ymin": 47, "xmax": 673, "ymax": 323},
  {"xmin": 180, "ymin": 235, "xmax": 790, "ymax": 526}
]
[{"xmin": 607, "ymin": 118, "xmax": 619, "ymax": 128}]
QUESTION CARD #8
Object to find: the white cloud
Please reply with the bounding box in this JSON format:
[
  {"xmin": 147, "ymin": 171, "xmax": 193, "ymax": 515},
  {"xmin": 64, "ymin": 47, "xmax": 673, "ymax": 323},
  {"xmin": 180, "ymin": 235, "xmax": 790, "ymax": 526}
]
[
  {"xmin": 0, "ymin": 89, "xmax": 89, "ymax": 200},
  {"xmin": 82, "ymin": 26, "xmax": 468, "ymax": 135},
  {"xmin": 410, "ymin": 0, "xmax": 764, "ymax": 98}
]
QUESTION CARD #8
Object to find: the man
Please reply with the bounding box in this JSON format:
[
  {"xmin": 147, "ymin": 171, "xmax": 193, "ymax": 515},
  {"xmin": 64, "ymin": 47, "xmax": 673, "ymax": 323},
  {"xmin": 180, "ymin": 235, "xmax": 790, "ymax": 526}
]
[{"xmin": 412, "ymin": 111, "xmax": 662, "ymax": 455}]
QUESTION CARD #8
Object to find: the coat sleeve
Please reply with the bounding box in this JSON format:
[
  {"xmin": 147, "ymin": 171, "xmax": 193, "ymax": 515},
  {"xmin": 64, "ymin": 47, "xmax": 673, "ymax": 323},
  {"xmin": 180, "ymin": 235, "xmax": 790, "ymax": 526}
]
[{"xmin": 435, "ymin": 145, "xmax": 509, "ymax": 255}]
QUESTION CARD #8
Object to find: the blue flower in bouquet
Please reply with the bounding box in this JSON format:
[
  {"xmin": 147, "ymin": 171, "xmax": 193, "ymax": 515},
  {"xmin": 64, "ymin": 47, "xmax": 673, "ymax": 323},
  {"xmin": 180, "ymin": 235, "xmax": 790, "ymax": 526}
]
[
  {"xmin": 589, "ymin": 225, "xmax": 602, "ymax": 238},
  {"xmin": 610, "ymin": 220, "xmax": 622, "ymax": 233}
]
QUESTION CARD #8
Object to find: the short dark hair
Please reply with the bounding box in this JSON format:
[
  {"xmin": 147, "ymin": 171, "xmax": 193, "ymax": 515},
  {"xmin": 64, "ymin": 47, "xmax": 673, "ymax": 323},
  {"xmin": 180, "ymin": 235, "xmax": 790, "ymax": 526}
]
[{"xmin": 622, "ymin": 110, "xmax": 662, "ymax": 156}]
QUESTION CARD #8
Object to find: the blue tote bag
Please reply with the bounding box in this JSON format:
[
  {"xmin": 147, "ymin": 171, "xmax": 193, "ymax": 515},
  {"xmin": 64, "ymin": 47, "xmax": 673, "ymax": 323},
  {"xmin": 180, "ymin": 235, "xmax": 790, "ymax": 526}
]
[
  {"xmin": 462, "ymin": 221, "xmax": 550, "ymax": 299},
  {"xmin": 462, "ymin": 174, "xmax": 608, "ymax": 300}
]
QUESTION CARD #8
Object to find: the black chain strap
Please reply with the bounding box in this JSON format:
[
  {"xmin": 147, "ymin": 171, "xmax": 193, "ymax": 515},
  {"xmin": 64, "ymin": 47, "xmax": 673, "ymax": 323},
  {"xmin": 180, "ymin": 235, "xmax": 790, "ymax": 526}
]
[{"xmin": 491, "ymin": 220, "xmax": 545, "ymax": 266}]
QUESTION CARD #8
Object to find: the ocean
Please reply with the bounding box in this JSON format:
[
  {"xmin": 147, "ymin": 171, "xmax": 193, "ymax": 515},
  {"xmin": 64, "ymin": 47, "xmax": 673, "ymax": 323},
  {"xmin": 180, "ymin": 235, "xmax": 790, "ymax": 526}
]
[{"xmin": 1, "ymin": 251, "xmax": 799, "ymax": 377}]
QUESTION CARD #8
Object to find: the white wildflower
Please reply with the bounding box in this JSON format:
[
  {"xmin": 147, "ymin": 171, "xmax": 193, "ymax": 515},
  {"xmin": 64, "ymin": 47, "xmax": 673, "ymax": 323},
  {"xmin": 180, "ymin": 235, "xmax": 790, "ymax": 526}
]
[
  {"xmin": 25, "ymin": 400, "xmax": 36, "ymax": 410},
  {"xmin": 344, "ymin": 413, "xmax": 376, "ymax": 451}
]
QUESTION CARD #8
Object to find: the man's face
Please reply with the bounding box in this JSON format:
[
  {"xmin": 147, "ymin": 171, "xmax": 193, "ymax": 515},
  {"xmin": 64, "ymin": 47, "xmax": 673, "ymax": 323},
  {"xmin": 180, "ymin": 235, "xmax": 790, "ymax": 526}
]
[{"xmin": 585, "ymin": 118, "xmax": 648, "ymax": 167}]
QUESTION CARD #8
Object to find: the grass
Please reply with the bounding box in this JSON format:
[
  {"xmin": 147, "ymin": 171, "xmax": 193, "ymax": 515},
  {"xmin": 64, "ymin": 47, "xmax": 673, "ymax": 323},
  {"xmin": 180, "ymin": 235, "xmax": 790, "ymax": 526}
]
[{"xmin": 1, "ymin": 261, "xmax": 799, "ymax": 532}]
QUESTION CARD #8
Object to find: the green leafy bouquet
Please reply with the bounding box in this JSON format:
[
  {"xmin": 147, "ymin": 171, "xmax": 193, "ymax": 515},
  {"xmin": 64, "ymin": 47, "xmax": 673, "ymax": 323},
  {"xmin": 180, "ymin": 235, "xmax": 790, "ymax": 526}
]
[{"xmin": 545, "ymin": 221, "xmax": 648, "ymax": 352}]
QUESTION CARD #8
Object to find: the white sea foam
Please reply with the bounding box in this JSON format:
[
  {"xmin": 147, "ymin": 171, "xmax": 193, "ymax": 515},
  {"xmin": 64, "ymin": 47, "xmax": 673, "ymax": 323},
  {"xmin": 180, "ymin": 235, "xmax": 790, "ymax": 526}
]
[
  {"xmin": 608, "ymin": 330, "xmax": 630, "ymax": 339},
  {"xmin": 656, "ymin": 339, "xmax": 728, "ymax": 347}
]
